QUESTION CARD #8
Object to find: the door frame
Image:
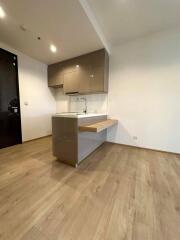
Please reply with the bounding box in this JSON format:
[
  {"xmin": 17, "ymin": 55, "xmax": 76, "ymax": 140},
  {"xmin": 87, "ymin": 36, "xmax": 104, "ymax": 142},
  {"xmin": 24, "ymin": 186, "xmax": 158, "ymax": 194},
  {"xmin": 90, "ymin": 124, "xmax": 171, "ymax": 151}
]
[{"xmin": 0, "ymin": 48, "xmax": 22, "ymax": 144}]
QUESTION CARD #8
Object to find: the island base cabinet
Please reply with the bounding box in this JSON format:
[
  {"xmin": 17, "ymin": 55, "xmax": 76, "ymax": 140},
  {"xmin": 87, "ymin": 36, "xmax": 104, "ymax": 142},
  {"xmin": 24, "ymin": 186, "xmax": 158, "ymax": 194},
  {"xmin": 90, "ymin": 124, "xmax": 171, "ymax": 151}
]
[
  {"xmin": 52, "ymin": 117, "xmax": 78, "ymax": 166},
  {"xmin": 52, "ymin": 115, "xmax": 107, "ymax": 167}
]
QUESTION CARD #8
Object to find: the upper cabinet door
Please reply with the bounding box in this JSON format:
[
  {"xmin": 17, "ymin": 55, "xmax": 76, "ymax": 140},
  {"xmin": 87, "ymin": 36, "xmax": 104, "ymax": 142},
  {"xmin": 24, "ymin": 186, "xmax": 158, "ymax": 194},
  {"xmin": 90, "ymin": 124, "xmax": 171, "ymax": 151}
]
[
  {"xmin": 89, "ymin": 51, "xmax": 104, "ymax": 93},
  {"xmin": 48, "ymin": 63, "xmax": 64, "ymax": 87},
  {"xmin": 76, "ymin": 58, "xmax": 91, "ymax": 94},
  {"xmin": 63, "ymin": 69, "xmax": 80, "ymax": 94},
  {"xmin": 89, "ymin": 49, "xmax": 109, "ymax": 93},
  {"xmin": 63, "ymin": 57, "xmax": 91, "ymax": 94}
]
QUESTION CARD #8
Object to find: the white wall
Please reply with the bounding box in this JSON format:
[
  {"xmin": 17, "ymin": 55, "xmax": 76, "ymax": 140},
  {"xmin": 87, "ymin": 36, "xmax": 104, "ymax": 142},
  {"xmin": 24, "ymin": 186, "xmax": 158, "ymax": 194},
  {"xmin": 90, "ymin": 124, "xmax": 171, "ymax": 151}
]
[
  {"xmin": 55, "ymin": 89, "xmax": 70, "ymax": 113},
  {"xmin": 55, "ymin": 89, "xmax": 108, "ymax": 114},
  {"xmin": 108, "ymin": 29, "xmax": 180, "ymax": 154},
  {"xmin": 0, "ymin": 42, "xmax": 56, "ymax": 142}
]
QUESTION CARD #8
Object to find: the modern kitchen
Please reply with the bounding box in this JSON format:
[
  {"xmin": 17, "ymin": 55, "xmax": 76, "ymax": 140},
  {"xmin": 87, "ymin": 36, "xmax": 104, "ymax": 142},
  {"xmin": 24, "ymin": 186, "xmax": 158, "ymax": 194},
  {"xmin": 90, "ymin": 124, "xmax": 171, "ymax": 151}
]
[
  {"xmin": 50, "ymin": 49, "xmax": 118, "ymax": 166},
  {"xmin": 0, "ymin": 1, "xmax": 180, "ymax": 240}
]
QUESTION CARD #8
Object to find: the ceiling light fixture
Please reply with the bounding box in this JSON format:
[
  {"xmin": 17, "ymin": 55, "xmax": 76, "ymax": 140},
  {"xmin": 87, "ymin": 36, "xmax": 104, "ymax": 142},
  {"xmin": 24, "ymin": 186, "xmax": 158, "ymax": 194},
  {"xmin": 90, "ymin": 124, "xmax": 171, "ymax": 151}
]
[
  {"xmin": 0, "ymin": 6, "xmax": 6, "ymax": 18},
  {"xmin": 76, "ymin": 65, "xmax": 79, "ymax": 68},
  {"xmin": 50, "ymin": 44, "xmax": 57, "ymax": 53}
]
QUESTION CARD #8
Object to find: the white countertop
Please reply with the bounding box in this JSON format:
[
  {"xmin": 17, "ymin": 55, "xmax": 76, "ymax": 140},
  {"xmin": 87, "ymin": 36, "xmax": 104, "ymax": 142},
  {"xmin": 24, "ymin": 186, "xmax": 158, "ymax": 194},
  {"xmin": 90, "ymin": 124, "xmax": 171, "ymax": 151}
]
[{"xmin": 53, "ymin": 113, "xmax": 107, "ymax": 118}]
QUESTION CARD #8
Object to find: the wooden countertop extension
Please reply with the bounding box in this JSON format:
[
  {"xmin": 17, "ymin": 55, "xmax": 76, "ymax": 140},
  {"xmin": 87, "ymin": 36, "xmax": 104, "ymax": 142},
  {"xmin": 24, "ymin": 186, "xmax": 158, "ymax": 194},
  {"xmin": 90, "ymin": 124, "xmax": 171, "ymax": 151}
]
[{"xmin": 79, "ymin": 119, "xmax": 118, "ymax": 133}]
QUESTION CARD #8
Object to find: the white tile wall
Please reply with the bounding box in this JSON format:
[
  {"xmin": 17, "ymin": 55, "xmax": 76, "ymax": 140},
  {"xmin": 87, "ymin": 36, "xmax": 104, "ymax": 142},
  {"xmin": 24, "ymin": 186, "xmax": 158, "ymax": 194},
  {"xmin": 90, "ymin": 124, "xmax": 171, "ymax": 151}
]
[{"xmin": 55, "ymin": 89, "xmax": 108, "ymax": 114}]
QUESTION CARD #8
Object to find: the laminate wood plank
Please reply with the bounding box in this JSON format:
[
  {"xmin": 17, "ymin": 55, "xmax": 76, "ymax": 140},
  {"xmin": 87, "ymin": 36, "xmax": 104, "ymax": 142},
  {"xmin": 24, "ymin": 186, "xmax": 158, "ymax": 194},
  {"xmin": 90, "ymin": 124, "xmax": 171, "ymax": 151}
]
[
  {"xmin": 20, "ymin": 226, "xmax": 50, "ymax": 240},
  {"xmin": 79, "ymin": 119, "xmax": 118, "ymax": 132},
  {"xmin": 0, "ymin": 137, "xmax": 180, "ymax": 240}
]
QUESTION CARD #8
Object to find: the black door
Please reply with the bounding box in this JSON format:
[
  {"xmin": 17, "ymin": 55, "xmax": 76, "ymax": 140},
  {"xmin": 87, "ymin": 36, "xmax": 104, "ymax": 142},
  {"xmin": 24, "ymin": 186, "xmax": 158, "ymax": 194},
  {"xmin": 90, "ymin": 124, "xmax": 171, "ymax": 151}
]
[{"xmin": 0, "ymin": 48, "xmax": 22, "ymax": 149}]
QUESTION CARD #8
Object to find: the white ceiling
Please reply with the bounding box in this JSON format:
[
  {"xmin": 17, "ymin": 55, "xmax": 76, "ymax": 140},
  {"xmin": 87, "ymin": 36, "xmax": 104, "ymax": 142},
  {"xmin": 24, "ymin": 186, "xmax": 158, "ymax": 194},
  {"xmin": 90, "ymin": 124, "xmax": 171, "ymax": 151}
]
[
  {"xmin": 0, "ymin": 0, "xmax": 103, "ymax": 64},
  {"xmin": 1, "ymin": 0, "xmax": 180, "ymax": 64},
  {"xmin": 87, "ymin": 0, "xmax": 180, "ymax": 46}
]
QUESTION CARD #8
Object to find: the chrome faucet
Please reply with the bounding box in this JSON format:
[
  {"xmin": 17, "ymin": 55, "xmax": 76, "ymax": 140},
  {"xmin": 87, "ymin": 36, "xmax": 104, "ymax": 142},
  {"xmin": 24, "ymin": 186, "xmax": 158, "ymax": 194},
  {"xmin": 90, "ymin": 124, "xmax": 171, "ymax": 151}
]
[{"xmin": 80, "ymin": 97, "xmax": 87, "ymax": 114}]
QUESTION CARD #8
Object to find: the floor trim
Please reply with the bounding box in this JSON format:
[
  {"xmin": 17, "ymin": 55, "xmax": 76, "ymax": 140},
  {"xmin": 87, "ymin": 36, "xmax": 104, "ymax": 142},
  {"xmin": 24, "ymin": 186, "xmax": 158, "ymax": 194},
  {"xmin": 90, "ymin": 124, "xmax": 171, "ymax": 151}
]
[
  {"xmin": 23, "ymin": 135, "xmax": 52, "ymax": 143},
  {"xmin": 106, "ymin": 141, "xmax": 180, "ymax": 156}
]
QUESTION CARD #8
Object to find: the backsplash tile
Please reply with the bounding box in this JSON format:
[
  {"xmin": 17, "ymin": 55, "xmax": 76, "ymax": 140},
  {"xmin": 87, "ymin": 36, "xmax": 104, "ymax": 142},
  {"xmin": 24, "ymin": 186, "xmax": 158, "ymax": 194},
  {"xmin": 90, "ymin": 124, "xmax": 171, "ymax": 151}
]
[{"xmin": 55, "ymin": 89, "xmax": 108, "ymax": 114}]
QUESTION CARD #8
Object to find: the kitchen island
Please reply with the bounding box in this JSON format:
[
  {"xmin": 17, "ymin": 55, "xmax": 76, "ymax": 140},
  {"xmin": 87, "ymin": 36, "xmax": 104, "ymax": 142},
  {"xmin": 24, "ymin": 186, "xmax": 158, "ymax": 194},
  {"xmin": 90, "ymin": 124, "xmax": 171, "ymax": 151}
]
[{"xmin": 52, "ymin": 113, "xmax": 117, "ymax": 167}]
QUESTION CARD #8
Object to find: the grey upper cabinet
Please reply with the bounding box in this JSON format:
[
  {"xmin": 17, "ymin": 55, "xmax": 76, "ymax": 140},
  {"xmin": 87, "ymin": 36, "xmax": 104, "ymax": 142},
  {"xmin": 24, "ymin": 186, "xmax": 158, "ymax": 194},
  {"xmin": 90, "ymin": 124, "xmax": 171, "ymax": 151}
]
[
  {"xmin": 63, "ymin": 69, "xmax": 80, "ymax": 94},
  {"xmin": 48, "ymin": 62, "xmax": 64, "ymax": 87},
  {"xmin": 63, "ymin": 57, "xmax": 91, "ymax": 94},
  {"xmin": 88, "ymin": 49, "xmax": 109, "ymax": 93},
  {"xmin": 48, "ymin": 49, "xmax": 109, "ymax": 94}
]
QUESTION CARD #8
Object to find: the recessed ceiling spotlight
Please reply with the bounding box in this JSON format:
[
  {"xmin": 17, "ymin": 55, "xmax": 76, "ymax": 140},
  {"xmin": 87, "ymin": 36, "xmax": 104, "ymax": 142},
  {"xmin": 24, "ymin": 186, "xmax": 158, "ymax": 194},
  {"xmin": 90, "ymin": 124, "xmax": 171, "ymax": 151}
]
[
  {"xmin": 50, "ymin": 44, "xmax": 57, "ymax": 53},
  {"xmin": 0, "ymin": 6, "xmax": 6, "ymax": 18},
  {"xmin": 76, "ymin": 65, "xmax": 79, "ymax": 68}
]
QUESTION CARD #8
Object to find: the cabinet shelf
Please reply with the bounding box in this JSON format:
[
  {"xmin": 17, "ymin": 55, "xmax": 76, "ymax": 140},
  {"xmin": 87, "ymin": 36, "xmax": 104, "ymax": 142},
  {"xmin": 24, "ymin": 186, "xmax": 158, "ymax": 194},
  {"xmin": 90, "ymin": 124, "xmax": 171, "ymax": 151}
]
[{"xmin": 79, "ymin": 119, "xmax": 118, "ymax": 133}]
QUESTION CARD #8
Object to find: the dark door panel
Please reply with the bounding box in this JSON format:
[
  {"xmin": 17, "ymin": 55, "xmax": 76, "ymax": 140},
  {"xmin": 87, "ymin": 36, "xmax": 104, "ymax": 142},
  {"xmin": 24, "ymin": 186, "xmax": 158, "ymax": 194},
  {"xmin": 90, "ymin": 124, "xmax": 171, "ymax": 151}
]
[{"xmin": 0, "ymin": 48, "xmax": 22, "ymax": 149}]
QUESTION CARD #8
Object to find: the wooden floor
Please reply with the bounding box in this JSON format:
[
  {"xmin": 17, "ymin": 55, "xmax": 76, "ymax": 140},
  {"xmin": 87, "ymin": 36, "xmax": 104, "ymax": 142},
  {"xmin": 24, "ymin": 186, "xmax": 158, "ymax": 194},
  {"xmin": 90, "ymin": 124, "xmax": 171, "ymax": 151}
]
[{"xmin": 0, "ymin": 137, "xmax": 180, "ymax": 240}]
